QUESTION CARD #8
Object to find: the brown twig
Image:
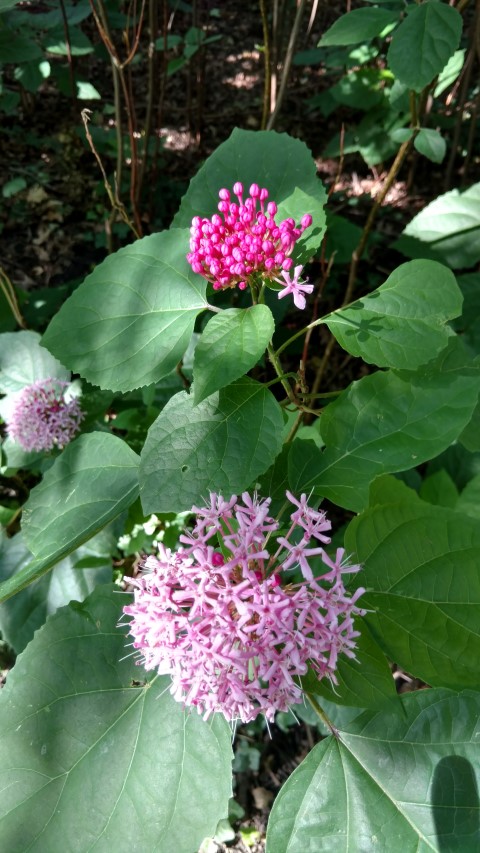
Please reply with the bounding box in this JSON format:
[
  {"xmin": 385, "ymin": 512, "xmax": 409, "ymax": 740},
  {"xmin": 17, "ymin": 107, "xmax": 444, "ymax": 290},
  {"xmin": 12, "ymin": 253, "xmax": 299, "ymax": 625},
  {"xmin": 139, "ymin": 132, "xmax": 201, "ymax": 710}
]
[
  {"xmin": 89, "ymin": 0, "xmax": 145, "ymax": 236},
  {"xmin": 259, "ymin": 0, "xmax": 271, "ymax": 129},
  {"xmin": 266, "ymin": 0, "xmax": 308, "ymax": 129},
  {"xmin": 81, "ymin": 109, "xmax": 140, "ymax": 245}
]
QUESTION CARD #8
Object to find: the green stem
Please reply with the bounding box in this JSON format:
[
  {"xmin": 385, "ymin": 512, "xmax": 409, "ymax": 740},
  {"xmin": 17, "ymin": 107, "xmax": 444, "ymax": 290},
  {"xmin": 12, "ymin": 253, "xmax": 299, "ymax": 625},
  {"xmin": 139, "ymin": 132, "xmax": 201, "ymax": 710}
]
[
  {"xmin": 264, "ymin": 372, "xmax": 299, "ymax": 388},
  {"xmin": 274, "ymin": 317, "xmax": 323, "ymax": 358},
  {"xmin": 286, "ymin": 411, "xmax": 303, "ymax": 442},
  {"xmin": 305, "ymin": 692, "xmax": 339, "ymax": 737},
  {"xmin": 267, "ymin": 342, "xmax": 296, "ymax": 404}
]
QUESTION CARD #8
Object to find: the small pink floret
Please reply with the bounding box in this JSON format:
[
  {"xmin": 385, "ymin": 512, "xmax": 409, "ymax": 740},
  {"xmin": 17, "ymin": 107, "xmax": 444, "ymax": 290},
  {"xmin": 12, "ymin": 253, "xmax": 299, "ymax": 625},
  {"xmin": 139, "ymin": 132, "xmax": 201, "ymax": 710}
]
[
  {"xmin": 275, "ymin": 264, "xmax": 314, "ymax": 310},
  {"xmin": 123, "ymin": 490, "xmax": 364, "ymax": 723}
]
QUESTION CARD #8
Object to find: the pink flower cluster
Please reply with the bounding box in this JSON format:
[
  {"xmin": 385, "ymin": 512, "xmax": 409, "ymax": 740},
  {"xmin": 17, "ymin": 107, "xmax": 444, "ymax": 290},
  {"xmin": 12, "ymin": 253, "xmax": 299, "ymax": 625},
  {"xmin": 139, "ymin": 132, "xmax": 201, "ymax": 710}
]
[
  {"xmin": 123, "ymin": 491, "xmax": 365, "ymax": 723},
  {"xmin": 186, "ymin": 182, "xmax": 313, "ymax": 292},
  {"xmin": 7, "ymin": 378, "xmax": 83, "ymax": 452}
]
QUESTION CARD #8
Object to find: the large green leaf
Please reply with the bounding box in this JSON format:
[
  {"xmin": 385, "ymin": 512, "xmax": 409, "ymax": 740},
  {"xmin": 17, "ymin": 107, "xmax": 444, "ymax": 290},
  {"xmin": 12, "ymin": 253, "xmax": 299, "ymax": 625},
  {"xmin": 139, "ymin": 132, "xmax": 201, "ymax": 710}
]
[
  {"xmin": 289, "ymin": 339, "xmax": 480, "ymax": 511},
  {"xmin": 318, "ymin": 7, "xmax": 399, "ymax": 47},
  {"xmin": 345, "ymin": 492, "xmax": 480, "ymax": 689},
  {"xmin": 0, "ymin": 433, "xmax": 138, "ymax": 603},
  {"xmin": 140, "ymin": 377, "xmax": 284, "ymax": 513},
  {"xmin": 0, "ymin": 330, "xmax": 69, "ymax": 393},
  {"xmin": 172, "ymin": 129, "xmax": 327, "ymax": 265},
  {"xmin": 267, "ymin": 689, "xmax": 480, "ymax": 852},
  {"xmin": 0, "ymin": 529, "xmax": 112, "ymax": 653},
  {"xmin": 0, "ymin": 584, "xmax": 233, "ymax": 852},
  {"xmin": 324, "ymin": 260, "xmax": 461, "ymax": 369},
  {"xmin": 22, "ymin": 432, "xmax": 139, "ymax": 561},
  {"xmin": 387, "ymin": 1, "xmax": 462, "ymax": 93},
  {"xmin": 394, "ymin": 183, "xmax": 480, "ymax": 269},
  {"xmin": 42, "ymin": 230, "xmax": 208, "ymax": 392},
  {"xmin": 193, "ymin": 305, "xmax": 274, "ymax": 404}
]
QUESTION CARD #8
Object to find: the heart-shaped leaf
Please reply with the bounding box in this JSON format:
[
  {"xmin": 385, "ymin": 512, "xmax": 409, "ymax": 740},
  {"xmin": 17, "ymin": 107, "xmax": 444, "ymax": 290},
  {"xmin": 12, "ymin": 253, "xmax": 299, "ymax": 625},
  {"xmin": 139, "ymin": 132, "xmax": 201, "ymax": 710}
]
[
  {"xmin": 0, "ymin": 584, "xmax": 233, "ymax": 852},
  {"xmin": 42, "ymin": 230, "xmax": 208, "ymax": 392},
  {"xmin": 267, "ymin": 689, "xmax": 480, "ymax": 852},
  {"xmin": 140, "ymin": 377, "xmax": 284, "ymax": 512}
]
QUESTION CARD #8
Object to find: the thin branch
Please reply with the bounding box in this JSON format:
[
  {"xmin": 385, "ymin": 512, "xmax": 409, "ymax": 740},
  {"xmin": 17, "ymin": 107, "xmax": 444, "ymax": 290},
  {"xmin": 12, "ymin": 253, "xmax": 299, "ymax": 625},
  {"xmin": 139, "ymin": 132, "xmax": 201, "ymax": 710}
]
[
  {"xmin": 266, "ymin": 0, "xmax": 308, "ymax": 129},
  {"xmin": 0, "ymin": 268, "xmax": 26, "ymax": 328},
  {"xmin": 259, "ymin": 0, "xmax": 271, "ymax": 129}
]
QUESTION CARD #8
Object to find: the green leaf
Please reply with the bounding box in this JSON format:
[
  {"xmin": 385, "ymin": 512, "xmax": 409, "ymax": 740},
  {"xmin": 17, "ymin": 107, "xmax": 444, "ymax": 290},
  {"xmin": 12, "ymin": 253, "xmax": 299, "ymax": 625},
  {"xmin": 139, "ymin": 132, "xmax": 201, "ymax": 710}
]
[
  {"xmin": 140, "ymin": 377, "xmax": 284, "ymax": 513},
  {"xmin": 324, "ymin": 260, "xmax": 461, "ymax": 370},
  {"xmin": 0, "ymin": 584, "xmax": 233, "ymax": 852},
  {"xmin": 459, "ymin": 400, "xmax": 480, "ymax": 452},
  {"xmin": 434, "ymin": 49, "xmax": 465, "ymax": 97},
  {"xmin": 453, "ymin": 273, "xmax": 480, "ymax": 355},
  {"xmin": 390, "ymin": 127, "xmax": 413, "ymax": 144},
  {"xmin": 289, "ymin": 339, "xmax": 480, "ymax": 511},
  {"xmin": 43, "ymin": 27, "xmax": 94, "ymax": 56},
  {"xmin": 42, "ymin": 231, "xmax": 208, "ymax": 392},
  {"xmin": 318, "ymin": 8, "xmax": 399, "ymax": 47},
  {"xmin": 172, "ymin": 129, "xmax": 327, "ymax": 266},
  {"xmin": 345, "ymin": 497, "xmax": 480, "ymax": 689},
  {"xmin": 256, "ymin": 444, "xmax": 291, "ymax": 517},
  {"xmin": 414, "ymin": 129, "xmax": 446, "ymax": 164},
  {"xmin": 0, "ymin": 0, "xmax": 21, "ymax": 10},
  {"xmin": 193, "ymin": 305, "xmax": 274, "ymax": 404},
  {"xmin": 0, "ymin": 30, "xmax": 42, "ymax": 62},
  {"xmin": 0, "ymin": 330, "xmax": 69, "ymax": 393},
  {"xmin": 22, "ymin": 432, "xmax": 139, "ymax": 562},
  {"xmin": 394, "ymin": 183, "xmax": 480, "ymax": 269},
  {"xmin": 2, "ymin": 177, "xmax": 26, "ymax": 197},
  {"xmin": 427, "ymin": 443, "xmax": 480, "ymax": 492},
  {"xmin": 7, "ymin": 0, "xmax": 91, "ymax": 27},
  {"xmin": 457, "ymin": 473, "xmax": 480, "ymax": 520},
  {"xmin": 312, "ymin": 621, "xmax": 397, "ymax": 708},
  {"xmin": 76, "ymin": 80, "xmax": 101, "ymax": 99},
  {"xmin": 0, "ymin": 436, "xmax": 45, "ymax": 474},
  {"xmin": 329, "ymin": 69, "xmax": 389, "ymax": 111},
  {"xmin": 0, "ymin": 529, "xmax": 112, "ymax": 653},
  {"xmin": 419, "ymin": 469, "xmax": 459, "ymax": 509},
  {"xmin": 266, "ymin": 689, "xmax": 480, "ymax": 852},
  {"xmin": 387, "ymin": 1, "xmax": 462, "ymax": 93},
  {"xmin": 323, "ymin": 213, "xmax": 363, "ymax": 264}
]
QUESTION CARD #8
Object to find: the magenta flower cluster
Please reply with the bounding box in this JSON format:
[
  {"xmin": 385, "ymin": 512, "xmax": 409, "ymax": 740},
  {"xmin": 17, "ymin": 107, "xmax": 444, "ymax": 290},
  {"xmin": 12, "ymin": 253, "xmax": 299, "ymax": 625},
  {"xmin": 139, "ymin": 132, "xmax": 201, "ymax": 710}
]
[
  {"xmin": 7, "ymin": 378, "xmax": 83, "ymax": 452},
  {"xmin": 186, "ymin": 182, "xmax": 313, "ymax": 292},
  {"xmin": 123, "ymin": 491, "xmax": 365, "ymax": 723}
]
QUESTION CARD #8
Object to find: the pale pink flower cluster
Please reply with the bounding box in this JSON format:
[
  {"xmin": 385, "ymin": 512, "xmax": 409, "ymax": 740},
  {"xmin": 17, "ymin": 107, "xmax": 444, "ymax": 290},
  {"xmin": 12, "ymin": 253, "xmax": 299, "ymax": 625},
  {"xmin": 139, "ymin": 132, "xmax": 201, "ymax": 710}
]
[
  {"xmin": 186, "ymin": 182, "xmax": 313, "ymax": 293},
  {"xmin": 7, "ymin": 378, "xmax": 83, "ymax": 452},
  {"xmin": 123, "ymin": 491, "xmax": 365, "ymax": 723}
]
